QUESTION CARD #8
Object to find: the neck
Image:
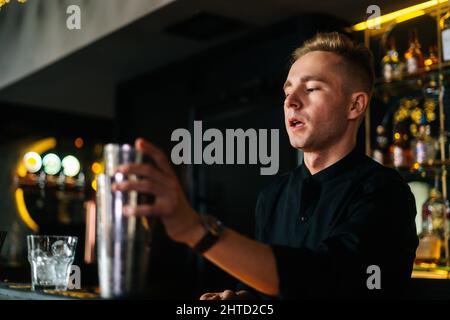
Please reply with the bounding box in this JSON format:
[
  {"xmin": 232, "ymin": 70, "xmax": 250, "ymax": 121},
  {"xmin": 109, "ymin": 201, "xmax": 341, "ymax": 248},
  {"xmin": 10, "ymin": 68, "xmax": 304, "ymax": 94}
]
[{"xmin": 303, "ymin": 137, "xmax": 357, "ymax": 175}]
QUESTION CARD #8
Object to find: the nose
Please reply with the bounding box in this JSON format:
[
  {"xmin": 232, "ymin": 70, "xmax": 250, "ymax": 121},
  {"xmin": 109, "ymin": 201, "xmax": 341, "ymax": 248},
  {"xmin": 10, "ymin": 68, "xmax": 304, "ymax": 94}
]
[{"xmin": 284, "ymin": 92, "xmax": 302, "ymax": 110}]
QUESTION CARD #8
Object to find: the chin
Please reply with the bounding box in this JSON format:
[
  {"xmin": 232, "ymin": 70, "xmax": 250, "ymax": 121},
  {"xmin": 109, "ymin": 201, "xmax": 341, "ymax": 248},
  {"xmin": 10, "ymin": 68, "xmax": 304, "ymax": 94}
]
[{"xmin": 288, "ymin": 138, "xmax": 306, "ymax": 150}]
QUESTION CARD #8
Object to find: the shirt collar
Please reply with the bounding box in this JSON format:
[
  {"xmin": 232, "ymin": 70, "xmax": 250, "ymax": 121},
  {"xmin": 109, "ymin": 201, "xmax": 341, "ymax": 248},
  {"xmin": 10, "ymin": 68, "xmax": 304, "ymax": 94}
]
[{"xmin": 300, "ymin": 147, "xmax": 365, "ymax": 183}]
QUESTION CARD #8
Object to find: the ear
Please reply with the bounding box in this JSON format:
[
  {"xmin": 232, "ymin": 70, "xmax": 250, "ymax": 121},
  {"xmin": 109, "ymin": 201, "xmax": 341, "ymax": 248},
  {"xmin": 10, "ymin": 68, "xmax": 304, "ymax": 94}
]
[{"xmin": 348, "ymin": 92, "xmax": 368, "ymax": 121}]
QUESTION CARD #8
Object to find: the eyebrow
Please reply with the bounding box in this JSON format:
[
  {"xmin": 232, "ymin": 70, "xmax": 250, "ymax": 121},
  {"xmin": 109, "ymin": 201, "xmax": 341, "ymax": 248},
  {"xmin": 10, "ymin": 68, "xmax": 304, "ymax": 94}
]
[{"xmin": 283, "ymin": 75, "xmax": 328, "ymax": 91}]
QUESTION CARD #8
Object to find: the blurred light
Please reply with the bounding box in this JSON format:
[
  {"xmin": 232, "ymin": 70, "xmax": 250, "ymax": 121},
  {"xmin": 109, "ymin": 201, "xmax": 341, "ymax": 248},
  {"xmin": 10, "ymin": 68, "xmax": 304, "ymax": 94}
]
[
  {"xmin": 91, "ymin": 162, "xmax": 102, "ymax": 174},
  {"xmin": 351, "ymin": 0, "xmax": 446, "ymax": 31},
  {"xmin": 413, "ymin": 162, "xmax": 420, "ymax": 170},
  {"xmin": 23, "ymin": 152, "xmax": 42, "ymax": 173},
  {"xmin": 0, "ymin": 0, "xmax": 27, "ymax": 10},
  {"xmin": 91, "ymin": 179, "xmax": 97, "ymax": 191},
  {"xmin": 424, "ymin": 58, "xmax": 434, "ymax": 67},
  {"xmin": 16, "ymin": 138, "xmax": 57, "ymax": 177},
  {"xmin": 394, "ymin": 10, "xmax": 425, "ymax": 24},
  {"xmin": 15, "ymin": 188, "xmax": 39, "ymax": 232},
  {"xmin": 15, "ymin": 138, "xmax": 56, "ymax": 232},
  {"xmin": 43, "ymin": 153, "xmax": 61, "ymax": 175},
  {"xmin": 74, "ymin": 137, "xmax": 84, "ymax": 149},
  {"xmin": 141, "ymin": 217, "xmax": 150, "ymax": 230},
  {"xmin": 62, "ymin": 155, "xmax": 81, "ymax": 177}
]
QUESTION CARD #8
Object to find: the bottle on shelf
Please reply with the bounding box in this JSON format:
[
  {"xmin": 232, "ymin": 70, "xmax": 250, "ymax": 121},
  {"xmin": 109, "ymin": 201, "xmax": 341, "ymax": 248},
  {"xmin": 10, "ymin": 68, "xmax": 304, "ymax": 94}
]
[
  {"xmin": 440, "ymin": 11, "xmax": 450, "ymax": 62},
  {"xmin": 411, "ymin": 113, "xmax": 438, "ymax": 166},
  {"xmin": 416, "ymin": 174, "xmax": 450, "ymax": 265},
  {"xmin": 391, "ymin": 130, "xmax": 412, "ymax": 168},
  {"xmin": 381, "ymin": 37, "xmax": 401, "ymax": 82},
  {"xmin": 391, "ymin": 99, "xmax": 413, "ymax": 168},
  {"xmin": 372, "ymin": 125, "xmax": 390, "ymax": 165},
  {"xmin": 424, "ymin": 45, "xmax": 439, "ymax": 71},
  {"xmin": 425, "ymin": 74, "xmax": 439, "ymax": 97},
  {"xmin": 404, "ymin": 29, "xmax": 424, "ymax": 75}
]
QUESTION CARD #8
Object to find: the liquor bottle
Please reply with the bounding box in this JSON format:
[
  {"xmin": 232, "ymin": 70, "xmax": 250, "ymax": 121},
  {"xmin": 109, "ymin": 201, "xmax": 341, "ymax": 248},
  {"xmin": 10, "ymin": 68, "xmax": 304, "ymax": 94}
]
[
  {"xmin": 425, "ymin": 74, "xmax": 439, "ymax": 97},
  {"xmin": 424, "ymin": 45, "xmax": 439, "ymax": 71},
  {"xmin": 392, "ymin": 100, "xmax": 413, "ymax": 168},
  {"xmin": 411, "ymin": 113, "xmax": 438, "ymax": 165},
  {"xmin": 372, "ymin": 125, "xmax": 390, "ymax": 165},
  {"xmin": 391, "ymin": 130, "xmax": 411, "ymax": 168},
  {"xmin": 441, "ymin": 11, "xmax": 450, "ymax": 62},
  {"xmin": 381, "ymin": 37, "xmax": 400, "ymax": 82},
  {"xmin": 416, "ymin": 175, "xmax": 450, "ymax": 264},
  {"xmin": 404, "ymin": 29, "xmax": 424, "ymax": 74}
]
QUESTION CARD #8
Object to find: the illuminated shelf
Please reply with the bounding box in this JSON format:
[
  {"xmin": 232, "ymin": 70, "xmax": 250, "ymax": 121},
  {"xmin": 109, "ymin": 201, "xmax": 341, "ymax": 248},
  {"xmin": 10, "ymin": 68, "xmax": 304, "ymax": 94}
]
[
  {"xmin": 13, "ymin": 175, "xmax": 85, "ymax": 197},
  {"xmin": 373, "ymin": 63, "xmax": 450, "ymax": 98},
  {"xmin": 413, "ymin": 263, "xmax": 450, "ymax": 279},
  {"xmin": 385, "ymin": 159, "xmax": 449, "ymax": 169}
]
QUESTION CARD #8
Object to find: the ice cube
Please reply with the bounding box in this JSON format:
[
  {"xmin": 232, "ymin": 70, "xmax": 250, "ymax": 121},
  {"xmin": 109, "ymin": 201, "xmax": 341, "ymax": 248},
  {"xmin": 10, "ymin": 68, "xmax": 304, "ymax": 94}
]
[
  {"xmin": 51, "ymin": 240, "xmax": 72, "ymax": 257},
  {"xmin": 32, "ymin": 249, "xmax": 49, "ymax": 263}
]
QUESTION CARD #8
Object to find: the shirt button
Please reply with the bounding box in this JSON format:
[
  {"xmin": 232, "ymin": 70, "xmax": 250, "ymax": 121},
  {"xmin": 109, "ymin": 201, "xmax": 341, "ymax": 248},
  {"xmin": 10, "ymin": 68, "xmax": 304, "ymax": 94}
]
[{"xmin": 300, "ymin": 216, "xmax": 307, "ymax": 223}]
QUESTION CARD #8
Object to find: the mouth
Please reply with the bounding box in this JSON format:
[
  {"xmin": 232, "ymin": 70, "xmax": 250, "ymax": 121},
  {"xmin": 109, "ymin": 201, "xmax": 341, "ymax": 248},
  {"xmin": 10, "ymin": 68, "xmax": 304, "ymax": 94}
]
[{"xmin": 288, "ymin": 117, "xmax": 305, "ymax": 130}]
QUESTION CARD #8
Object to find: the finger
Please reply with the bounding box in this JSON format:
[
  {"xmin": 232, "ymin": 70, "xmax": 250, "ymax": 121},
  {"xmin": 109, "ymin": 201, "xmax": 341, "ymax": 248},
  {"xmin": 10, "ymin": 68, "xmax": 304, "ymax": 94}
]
[
  {"xmin": 200, "ymin": 293, "xmax": 221, "ymax": 300},
  {"xmin": 117, "ymin": 163, "xmax": 169, "ymax": 186},
  {"xmin": 135, "ymin": 138, "xmax": 174, "ymax": 176},
  {"xmin": 220, "ymin": 290, "xmax": 236, "ymax": 300},
  {"xmin": 113, "ymin": 180, "xmax": 164, "ymax": 196},
  {"xmin": 199, "ymin": 293, "xmax": 213, "ymax": 300}
]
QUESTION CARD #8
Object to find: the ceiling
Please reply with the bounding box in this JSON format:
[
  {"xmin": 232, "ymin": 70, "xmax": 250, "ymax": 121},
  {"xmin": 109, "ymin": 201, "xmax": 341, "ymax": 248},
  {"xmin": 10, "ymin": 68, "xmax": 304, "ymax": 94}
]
[{"xmin": 0, "ymin": 0, "xmax": 424, "ymax": 118}]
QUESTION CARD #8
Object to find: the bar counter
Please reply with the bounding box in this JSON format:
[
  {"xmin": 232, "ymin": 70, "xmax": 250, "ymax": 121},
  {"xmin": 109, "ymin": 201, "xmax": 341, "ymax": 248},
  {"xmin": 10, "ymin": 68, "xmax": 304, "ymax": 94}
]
[
  {"xmin": 0, "ymin": 282, "xmax": 99, "ymax": 300},
  {"xmin": 1, "ymin": 277, "xmax": 450, "ymax": 300}
]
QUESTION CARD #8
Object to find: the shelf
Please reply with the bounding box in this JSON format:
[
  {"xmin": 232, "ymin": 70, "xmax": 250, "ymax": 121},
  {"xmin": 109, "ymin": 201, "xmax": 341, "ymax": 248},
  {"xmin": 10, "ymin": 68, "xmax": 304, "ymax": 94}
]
[
  {"xmin": 377, "ymin": 160, "xmax": 450, "ymax": 181},
  {"xmin": 413, "ymin": 262, "xmax": 450, "ymax": 279},
  {"xmin": 374, "ymin": 62, "xmax": 450, "ymax": 97},
  {"xmin": 13, "ymin": 175, "xmax": 85, "ymax": 189},
  {"xmin": 376, "ymin": 61, "xmax": 450, "ymax": 84},
  {"xmin": 386, "ymin": 159, "xmax": 449, "ymax": 169}
]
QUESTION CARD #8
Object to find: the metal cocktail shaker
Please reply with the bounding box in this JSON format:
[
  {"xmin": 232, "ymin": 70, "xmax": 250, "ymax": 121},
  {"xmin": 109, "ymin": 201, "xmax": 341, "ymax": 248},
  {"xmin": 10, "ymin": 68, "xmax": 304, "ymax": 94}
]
[{"xmin": 96, "ymin": 144, "xmax": 153, "ymax": 298}]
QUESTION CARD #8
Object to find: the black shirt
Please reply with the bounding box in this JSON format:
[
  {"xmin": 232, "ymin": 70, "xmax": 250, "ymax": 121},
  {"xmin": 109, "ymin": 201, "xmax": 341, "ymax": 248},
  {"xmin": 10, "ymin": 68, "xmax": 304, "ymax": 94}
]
[{"xmin": 254, "ymin": 148, "xmax": 418, "ymax": 299}]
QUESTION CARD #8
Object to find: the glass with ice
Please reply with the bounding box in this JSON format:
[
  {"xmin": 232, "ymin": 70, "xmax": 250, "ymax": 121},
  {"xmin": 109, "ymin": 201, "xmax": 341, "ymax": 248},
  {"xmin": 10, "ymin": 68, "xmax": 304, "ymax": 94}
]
[{"xmin": 27, "ymin": 235, "xmax": 78, "ymax": 291}]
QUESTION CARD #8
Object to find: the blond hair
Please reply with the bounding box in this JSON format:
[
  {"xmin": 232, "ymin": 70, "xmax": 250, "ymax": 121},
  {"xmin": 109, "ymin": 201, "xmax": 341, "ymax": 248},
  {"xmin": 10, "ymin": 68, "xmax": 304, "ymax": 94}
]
[{"xmin": 292, "ymin": 32, "xmax": 375, "ymax": 98}]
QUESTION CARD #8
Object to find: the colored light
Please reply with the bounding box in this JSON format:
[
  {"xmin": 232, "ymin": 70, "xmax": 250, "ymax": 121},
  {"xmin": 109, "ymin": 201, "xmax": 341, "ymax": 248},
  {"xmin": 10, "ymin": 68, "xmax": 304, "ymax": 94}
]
[
  {"xmin": 23, "ymin": 152, "xmax": 42, "ymax": 173},
  {"xmin": 424, "ymin": 58, "xmax": 434, "ymax": 66},
  {"xmin": 395, "ymin": 10, "xmax": 426, "ymax": 24},
  {"xmin": 43, "ymin": 153, "xmax": 61, "ymax": 175},
  {"xmin": 91, "ymin": 162, "xmax": 102, "ymax": 174},
  {"xmin": 15, "ymin": 188, "xmax": 39, "ymax": 232},
  {"xmin": 352, "ymin": 0, "xmax": 447, "ymax": 31},
  {"xmin": 62, "ymin": 155, "xmax": 81, "ymax": 177},
  {"xmin": 16, "ymin": 138, "xmax": 57, "ymax": 177},
  {"xmin": 74, "ymin": 137, "xmax": 84, "ymax": 149},
  {"xmin": 15, "ymin": 137, "xmax": 56, "ymax": 232},
  {"xmin": 91, "ymin": 179, "xmax": 97, "ymax": 191}
]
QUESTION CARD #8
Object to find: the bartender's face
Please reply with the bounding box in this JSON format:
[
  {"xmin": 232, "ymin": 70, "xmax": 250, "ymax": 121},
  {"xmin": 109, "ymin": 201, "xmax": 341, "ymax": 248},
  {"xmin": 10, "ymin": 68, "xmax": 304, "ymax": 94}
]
[{"xmin": 283, "ymin": 51, "xmax": 352, "ymax": 152}]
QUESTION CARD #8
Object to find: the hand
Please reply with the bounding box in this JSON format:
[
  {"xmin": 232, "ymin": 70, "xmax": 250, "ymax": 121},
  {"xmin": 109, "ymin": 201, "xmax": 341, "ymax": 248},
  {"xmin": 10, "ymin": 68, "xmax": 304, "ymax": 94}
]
[
  {"xmin": 113, "ymin": 138, "xmax": 203, "ymax": 245},
  {"xmin": 199, "ymin": 290, "xmax": 255, "ymax": 300}
]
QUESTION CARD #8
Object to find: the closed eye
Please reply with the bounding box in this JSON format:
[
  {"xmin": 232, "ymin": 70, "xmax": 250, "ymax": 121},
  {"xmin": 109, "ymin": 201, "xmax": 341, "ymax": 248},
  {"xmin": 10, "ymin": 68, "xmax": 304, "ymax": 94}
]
[{"xmin": 305, "ymin": 88, "xmax": 319, "ymax": 93}]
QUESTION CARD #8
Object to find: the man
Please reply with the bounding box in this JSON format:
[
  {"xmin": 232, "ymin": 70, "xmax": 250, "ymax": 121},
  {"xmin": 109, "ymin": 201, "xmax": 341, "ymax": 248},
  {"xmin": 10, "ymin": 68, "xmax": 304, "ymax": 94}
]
[{"xmin": 114, "ymin": 32, "xmax": 418, "ymax": 299}]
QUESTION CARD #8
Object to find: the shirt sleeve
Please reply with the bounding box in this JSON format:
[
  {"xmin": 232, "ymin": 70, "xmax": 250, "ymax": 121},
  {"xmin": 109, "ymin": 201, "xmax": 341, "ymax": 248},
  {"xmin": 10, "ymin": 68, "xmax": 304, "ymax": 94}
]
[{"xmin": 271, "ymin": 172, "xmax": 419, "ymax": 299}]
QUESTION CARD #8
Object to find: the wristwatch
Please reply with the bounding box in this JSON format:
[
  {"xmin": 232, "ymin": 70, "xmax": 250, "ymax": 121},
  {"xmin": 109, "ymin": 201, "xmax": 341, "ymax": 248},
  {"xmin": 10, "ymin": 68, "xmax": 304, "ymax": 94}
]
[{"xmin": 192, "ymin": 214, "xmax": 224, "ymax": 254}]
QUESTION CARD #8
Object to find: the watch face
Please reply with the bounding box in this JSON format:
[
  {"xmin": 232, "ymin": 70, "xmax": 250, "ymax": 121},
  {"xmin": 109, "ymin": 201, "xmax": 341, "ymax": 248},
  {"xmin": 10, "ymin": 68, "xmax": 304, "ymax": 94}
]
[{"xmin": 203, "ymin": 215, "xmax": 223, "ymax": 236}]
